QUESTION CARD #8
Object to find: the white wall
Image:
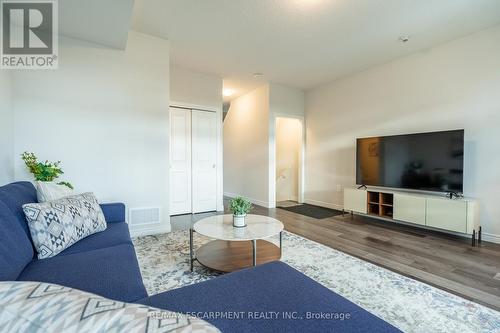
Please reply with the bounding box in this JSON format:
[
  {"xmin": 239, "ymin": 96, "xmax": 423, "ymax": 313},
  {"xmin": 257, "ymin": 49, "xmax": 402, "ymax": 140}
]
[
  {"xmin": 224, "ymin": 83, "xmax": 305, "ymax": 207},
  {"xmin": 269, "ymin": 83, "xmax": 305, "ymax": 118},
  {"xmin": 12, "ymin": 31, "xmax": 171, "ymax": 236},
  {"xmin": 170, "ymin": 66, "xmax": 222, "ymax": 110},
  {"xmin": 305, "ymin": 25, "xmax": 500, "ymax": 242},
  {"xmin": 0, "ymin": 71, "xmax": 14, "ymax": 185},
  {"xmin": 276, "ymin": 118, "xmax": 301, "ymax": 202},
  {"xmin": 224, "ymin": 85, "xmax": 270, "ymax": 206},
  {"xmin": 170, "ymin": 66, "xmax": 224, "ymax": 211}
]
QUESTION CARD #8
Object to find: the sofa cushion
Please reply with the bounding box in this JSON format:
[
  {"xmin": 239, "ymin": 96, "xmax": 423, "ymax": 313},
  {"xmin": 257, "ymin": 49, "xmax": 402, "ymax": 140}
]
[
  {"xmin": 22, "ymin": 193, "xmax": 107, "ymax": 259},
  {"xmin": 0, "ymin": 281, "xmax": 220, "ymax": 333},
  {"xmin": 0, "ymin": 201, "xmax": 34, "ymax": 281},
  {"xmin": 0, "ymin": 181, "xmax": 38, "ymax": 238},
  {"xmin": 17, "ymin": 243, "xmax": 147, "ymax": 302},
  {"xmin": 58, "ymin": 222, "xmax": 132, "ymax": 256},
  {"xmin": 139, "ymin": 261, "xmax": 401, "ymax": 333}
]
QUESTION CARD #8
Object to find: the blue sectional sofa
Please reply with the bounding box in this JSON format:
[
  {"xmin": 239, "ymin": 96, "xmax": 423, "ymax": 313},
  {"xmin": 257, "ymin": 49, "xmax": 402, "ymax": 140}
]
[
  {"xmin": 0, "ymin": 181, "xmax": 400, "ymax": 332},
  {"xmin": 0, "ymin": 181, "xmax": 147, "ymax": 302}
]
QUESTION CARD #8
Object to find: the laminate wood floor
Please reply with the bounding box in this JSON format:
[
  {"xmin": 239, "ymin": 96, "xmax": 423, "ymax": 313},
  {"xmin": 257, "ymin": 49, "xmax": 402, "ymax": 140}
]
[{"xmin": 171, "ymin": 200, "xmax": 500, "ymax": 311}]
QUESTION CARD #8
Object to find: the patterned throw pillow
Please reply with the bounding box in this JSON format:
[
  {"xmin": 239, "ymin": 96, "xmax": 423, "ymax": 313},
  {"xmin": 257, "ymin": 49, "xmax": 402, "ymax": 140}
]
[
  {"xmin": 0, "ymin": 281, "xmax": 220, "ymax": 333},
  {"xmin": 23, "ymin": 193, "xmax": 107, "ymax": 259}
]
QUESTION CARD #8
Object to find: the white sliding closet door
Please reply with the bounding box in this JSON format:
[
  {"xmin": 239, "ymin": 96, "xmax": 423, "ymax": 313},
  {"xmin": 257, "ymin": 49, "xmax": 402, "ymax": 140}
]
[
  {"xmin": 192, "ymin": 110, "xmax": 217, "ymax": 213},
  {"xmin": 169, "ymin": 107, "xmax": 192, "ymax": 215}
]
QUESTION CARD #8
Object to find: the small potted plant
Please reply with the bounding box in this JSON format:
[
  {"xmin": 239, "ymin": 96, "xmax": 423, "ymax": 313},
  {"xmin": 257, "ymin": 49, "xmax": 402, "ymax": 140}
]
[
  {"xmin": 229, "ymin": 196, "xmax": 253, "ymax": 228},
  {"xmin": 21, "ymin": 152, "xmax": 73, "ymax": 189}
]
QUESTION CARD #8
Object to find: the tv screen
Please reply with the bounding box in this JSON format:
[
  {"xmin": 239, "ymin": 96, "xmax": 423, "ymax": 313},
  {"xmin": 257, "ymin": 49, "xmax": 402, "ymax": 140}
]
[{"xmin": 356, "ymin": 130, "xmax": 464, "ymax": 193}]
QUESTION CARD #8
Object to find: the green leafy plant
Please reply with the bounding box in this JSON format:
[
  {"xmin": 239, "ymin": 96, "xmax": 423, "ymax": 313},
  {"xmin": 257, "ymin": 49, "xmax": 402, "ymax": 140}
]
[
  {"xmin": 229, "ymin": 197, "xmax": 253, "ymax": 216},
  {"xmin": 21, "ymin": 152, "xmax": 73, "ymax": 189}
]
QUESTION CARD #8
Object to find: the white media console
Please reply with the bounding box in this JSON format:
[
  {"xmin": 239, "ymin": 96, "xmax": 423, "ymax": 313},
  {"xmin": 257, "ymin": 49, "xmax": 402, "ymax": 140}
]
[{"xmin": 344, "ymin": 188, "xmax": 481, "ymax": 246}]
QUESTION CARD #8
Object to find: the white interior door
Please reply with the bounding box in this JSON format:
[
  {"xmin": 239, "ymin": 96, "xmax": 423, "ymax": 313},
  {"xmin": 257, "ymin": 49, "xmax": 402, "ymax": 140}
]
[
  {"xmin": 169, "ymin": 107, "xmax": 192, "ymax": 215},
  {"xmin": 192, "ymin": 110, "xmax": 217, "ymax": 213}
]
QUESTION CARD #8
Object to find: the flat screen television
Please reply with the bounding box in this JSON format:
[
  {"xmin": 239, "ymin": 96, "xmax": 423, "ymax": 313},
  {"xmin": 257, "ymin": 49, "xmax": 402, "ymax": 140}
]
[{"xmin": 356, "ymin": 130, "xmax": 464, "ymax": 193}]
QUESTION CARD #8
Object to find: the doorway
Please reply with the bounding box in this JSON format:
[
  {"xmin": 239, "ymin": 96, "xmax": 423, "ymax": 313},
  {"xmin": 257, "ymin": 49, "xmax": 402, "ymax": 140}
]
[{"xmin": 273, "ymin": 116, "xmax": 304, "ymax": 207}]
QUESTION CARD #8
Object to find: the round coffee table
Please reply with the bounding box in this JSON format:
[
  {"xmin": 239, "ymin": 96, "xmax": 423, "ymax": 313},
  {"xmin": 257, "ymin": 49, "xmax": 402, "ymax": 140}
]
[{"xmin": 189, "ymin": 214, "xmax": 284, "ymax": 272}]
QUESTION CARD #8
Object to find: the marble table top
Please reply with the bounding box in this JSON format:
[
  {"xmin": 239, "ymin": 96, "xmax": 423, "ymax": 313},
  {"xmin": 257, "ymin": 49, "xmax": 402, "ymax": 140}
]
[{"xmin": 193, "ymin": 214, "xmax": 284, "ymax": 241}]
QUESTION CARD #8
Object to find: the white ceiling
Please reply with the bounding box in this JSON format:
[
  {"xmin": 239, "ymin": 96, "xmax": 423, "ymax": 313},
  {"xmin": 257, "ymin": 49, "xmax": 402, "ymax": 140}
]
[
  {"xmin": 60, "ymin": 0, "xmax": 134, "ymax": 49},
  {"xmin": 131, "ymin": 0, "xmax": 500, "ymax": 100}
]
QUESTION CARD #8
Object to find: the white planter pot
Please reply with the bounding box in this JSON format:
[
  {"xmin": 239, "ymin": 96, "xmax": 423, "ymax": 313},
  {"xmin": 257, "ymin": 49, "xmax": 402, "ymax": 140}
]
[
  {"xmin": 233, "ymin": 214, "xmax": 247, "ymax": 228},
  {"xmin": 234, "ymin": 226, "xmax": 246, "ymax": 238}
]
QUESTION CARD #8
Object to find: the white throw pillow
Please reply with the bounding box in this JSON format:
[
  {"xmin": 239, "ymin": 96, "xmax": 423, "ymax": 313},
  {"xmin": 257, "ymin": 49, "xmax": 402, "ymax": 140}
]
[
  {"xmin": 23, "ymin": 193, "xmax": 107, "ymax": 259},
  {"xmin": 36, "ymin": 181, "xmax": 74, "ymax": 202}
]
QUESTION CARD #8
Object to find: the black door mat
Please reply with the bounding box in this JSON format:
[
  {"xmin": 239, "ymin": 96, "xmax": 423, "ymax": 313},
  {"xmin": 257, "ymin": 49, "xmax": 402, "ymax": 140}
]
[{"xmin": 277, "ymin": 204, "xmax": 343, "ymax": 219}]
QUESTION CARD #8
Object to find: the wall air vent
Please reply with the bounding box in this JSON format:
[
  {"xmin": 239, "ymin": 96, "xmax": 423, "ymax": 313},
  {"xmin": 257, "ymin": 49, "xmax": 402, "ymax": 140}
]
[{"xmin": 129, "ymin": 207, "xmax": 161, "ymax": 226}]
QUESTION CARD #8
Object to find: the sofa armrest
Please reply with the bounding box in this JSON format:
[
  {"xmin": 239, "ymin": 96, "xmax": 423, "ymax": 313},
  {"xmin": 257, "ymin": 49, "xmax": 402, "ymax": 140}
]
[{"xmin": 100, "ymin": 203, "xmax": 126, "ymax": 223}]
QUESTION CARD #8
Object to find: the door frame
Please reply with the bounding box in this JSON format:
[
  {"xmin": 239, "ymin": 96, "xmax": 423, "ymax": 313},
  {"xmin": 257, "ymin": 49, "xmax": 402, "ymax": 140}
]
[
  {"xmin": 269, "ymin": 114, "xmax": 305, "ymax": 208},
  {"xmin": 170, "ymin": 101, "xmax": 224, "ymax": 214}
]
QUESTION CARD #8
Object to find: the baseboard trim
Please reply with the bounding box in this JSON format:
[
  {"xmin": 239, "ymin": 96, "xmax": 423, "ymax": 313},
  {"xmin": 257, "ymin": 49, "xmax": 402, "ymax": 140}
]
[
  {"xmin": 224, "ymin": 192, "xmax": 272, "ymax": 208},
  {"xmin": 482, "ymin": 232, "xmax": 500, "ymax": 244},
  {"xmin": 304, "ymin": 199, "xmax": 344, "ymax": 211}
]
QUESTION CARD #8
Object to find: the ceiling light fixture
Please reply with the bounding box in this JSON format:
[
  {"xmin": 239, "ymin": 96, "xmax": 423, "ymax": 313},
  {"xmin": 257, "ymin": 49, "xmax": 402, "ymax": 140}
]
[
  {"xmin": 399, "ymin": 35, "xmax": 410, "ymax": 43},
  {"xmin": 253, "ymin": 73, "xmax": 264, "ymax": 78},
  {"xmin": 223, "ymin": 89, "xmax": 234, "ymax": 97}
]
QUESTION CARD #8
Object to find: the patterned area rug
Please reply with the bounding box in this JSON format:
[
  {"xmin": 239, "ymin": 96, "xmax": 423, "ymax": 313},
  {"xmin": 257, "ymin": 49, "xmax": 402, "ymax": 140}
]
[{"xmin": 133, "ymin": 230, "xmax": 500, "ymax": 333}]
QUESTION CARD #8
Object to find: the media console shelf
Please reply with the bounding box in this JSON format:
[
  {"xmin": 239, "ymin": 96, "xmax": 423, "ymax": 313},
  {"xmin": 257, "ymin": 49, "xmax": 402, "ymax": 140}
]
[
  {"xmin": 344, "ymin": 188, "xmax": 481, "ymax": 246},
  {"xmin": 367, "ymin": 191, "xmax": 394, "ymax": 218}
]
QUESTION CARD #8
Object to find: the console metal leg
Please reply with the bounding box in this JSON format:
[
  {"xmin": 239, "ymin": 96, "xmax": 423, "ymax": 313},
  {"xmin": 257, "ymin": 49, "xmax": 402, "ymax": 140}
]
[
  {"xmin": 252, "ymin": 239, "xmax": 257, "ymax": 266},
  {"xmin": 350, "ymin": 211, "xmax": 354, "ymax": 220},
  {"xmin": 472, "ymin": 229, "xmax": 476, "ymax": 247},
  {"xmin": 189, "ymin": 228, "xmax": 194, "ymax": 271},
  {"xmin": 478, "ymin": 226, "xmax": 482, "ymax": 244}
]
